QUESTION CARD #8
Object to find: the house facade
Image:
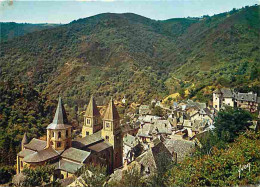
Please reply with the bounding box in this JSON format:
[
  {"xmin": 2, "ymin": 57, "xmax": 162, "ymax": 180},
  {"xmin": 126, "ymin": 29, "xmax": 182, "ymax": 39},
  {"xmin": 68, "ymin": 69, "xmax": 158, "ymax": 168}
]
[{"xmin": 213, "ymin": 88, "xmax": 260, "ymax": 113}]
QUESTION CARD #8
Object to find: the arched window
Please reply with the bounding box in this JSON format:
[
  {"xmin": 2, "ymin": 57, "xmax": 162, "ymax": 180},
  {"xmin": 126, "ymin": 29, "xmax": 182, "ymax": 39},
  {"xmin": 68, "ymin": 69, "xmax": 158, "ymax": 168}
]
[
  {"xmin": 58, "ymin": 132, "xmax": 61, "ymax": 138},
  {"xmin": 52, "ymin": 132, "xmax": 55, "ymax": 137}
]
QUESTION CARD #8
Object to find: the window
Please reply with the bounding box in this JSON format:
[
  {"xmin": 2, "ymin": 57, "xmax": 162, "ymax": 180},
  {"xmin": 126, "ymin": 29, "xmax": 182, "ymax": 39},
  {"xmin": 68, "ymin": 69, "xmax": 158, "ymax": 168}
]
[
  {"xmin": 52, "ymin": 132, "xmax": 54, "ymax": 137},
  {"xmin": 21, "ymin": 161, "xmax": 23, "ymax": 168},
  {"xmin": 215, "ymin": 105, "xmax": 217, "ymax": 108},
  {"xmin": 57, "ymin": 142, "xmax": 61, "ymax": 147},
  {"xmin": 86, "ymin": 132, "xmax": 89, "ymax": 136},
  {"xmin": 105, "ymin": 136, "xmax": 109, "ymax": 141},
  {"xmin": 58, "ymin": 132, "xmax": 61, "ymax": 138},
  {"xmin": 106, "ymin": 123, "xmax": 110, "ymax": 128},
  {"xmin": 66, "ymin": 130, "xmax": 68, "ymax": 138},
  {"xmin": 87, "ymin": 119, "xmax": 90, "ymax": 124}
]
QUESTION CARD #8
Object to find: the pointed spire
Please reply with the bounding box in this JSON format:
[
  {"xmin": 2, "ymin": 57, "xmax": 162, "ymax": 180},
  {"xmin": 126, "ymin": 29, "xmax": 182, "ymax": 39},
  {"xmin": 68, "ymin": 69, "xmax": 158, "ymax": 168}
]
[
  {"xmin": 85, "ymin": 95, "xmax": 101, "ymax": 117},
  {"xmin": 47, "ymin": 97, "xmax": 70, "ymax": 129},
  {"xmin": 22, "ymin": 133, "xmax": 29, "ymax": 145},
  {"xmin": 103, "ymin": 97, "xmax": 120, "ymax": 121}
]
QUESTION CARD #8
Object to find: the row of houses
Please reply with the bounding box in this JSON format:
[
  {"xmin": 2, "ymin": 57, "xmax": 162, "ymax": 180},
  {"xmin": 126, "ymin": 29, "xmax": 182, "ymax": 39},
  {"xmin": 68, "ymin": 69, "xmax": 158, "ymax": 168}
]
[{"xmin": 213, "ymin": 88, "xmax": 260, "ymax": 113}]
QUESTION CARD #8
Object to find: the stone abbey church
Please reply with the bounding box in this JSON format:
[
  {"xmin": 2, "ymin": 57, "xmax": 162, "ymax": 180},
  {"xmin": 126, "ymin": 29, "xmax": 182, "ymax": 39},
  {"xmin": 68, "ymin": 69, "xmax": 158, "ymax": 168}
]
[{"xmin": 16, "ymin": 96, "xmax": 123, "ymax": 179}]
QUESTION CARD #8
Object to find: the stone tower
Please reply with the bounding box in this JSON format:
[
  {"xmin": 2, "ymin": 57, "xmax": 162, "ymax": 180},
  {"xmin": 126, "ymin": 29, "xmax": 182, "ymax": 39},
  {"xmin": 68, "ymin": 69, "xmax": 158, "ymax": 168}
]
[
  {"xmin": 46, "ymin": 97, "xmax": 72, "ymax": 151},
  {"xmin": 101, "ymin": 98, "xmax": 123, "ymax": 169},
  {"xmin": 82, "ymin": 96, "xmax": 102, "ymax": 137},
  {"xmin": 21, "ymin": 133, "xmax": 29, "ymax": 150},
  {"xmin": 213, "ymin": 89, "xmax": 222, "ymax": 111}
]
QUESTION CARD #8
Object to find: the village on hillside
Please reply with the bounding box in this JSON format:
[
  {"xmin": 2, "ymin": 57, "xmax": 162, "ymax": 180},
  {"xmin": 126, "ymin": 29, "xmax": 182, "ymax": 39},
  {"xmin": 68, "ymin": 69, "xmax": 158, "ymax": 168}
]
[{"xmin": 12, "ymin": 88, "xmax": 260, "ymax": 186}]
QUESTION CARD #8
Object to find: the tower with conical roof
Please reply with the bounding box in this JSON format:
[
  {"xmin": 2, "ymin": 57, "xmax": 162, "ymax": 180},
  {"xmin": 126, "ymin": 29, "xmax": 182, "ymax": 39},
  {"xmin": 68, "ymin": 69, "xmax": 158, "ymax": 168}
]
[
  {"xmin": 82, "ymin": 96, "xmax": 102, "ymax": 137},
  {"xmin": 21, "ymin": 133, "xmax": 29, "ymax": 150},
  {"xmin": 46, "ymin": 97, "xmax": 72, "ymax": 151},
  {"xmin": 101, "ymin": 98, "xmax": 123, "ymax": 169}
]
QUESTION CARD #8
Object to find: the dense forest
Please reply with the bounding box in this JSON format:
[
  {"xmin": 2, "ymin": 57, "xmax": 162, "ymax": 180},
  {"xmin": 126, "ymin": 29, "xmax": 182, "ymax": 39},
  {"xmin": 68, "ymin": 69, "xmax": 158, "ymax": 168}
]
[
  {"xmin": 0, "ymin": 22, "xmax": 60, "ymax": 42},
  {"xmin": 0, "ymin": 5, "xmax": 259, "ymax": 108}
]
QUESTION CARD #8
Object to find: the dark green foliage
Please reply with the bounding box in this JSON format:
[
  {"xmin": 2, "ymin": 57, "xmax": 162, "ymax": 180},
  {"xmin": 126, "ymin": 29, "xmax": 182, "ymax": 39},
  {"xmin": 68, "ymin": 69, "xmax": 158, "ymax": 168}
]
[
  {"xmin": 0, "ymin": 81, "xmax": 55, "ymax": 166},
  {"xmin": 22, "ymin": 166, "xmax": 56, "ymax": 187},
  {"xmin": 167, "ymin": 131, "xmax": 260, "ymax": 186},
  {"xmin": 214, "ymin": 107, "xmax": 252, "ymax": 142},
  {"xmin": 151, "ymin": 106, "xmax": 164, "ymax": 117},
  {"xmin": 0, "ymin": 166, "xmax": 15, "ymax": 184},
  {"xmin": 0, "ymin": 22, "xmax": 59, "ymax": 42}
]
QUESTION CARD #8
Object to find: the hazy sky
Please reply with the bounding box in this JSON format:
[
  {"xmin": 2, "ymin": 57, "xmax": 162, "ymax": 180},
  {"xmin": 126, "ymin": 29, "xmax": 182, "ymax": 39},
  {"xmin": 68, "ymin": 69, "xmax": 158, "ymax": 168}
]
[{"xmin": 0, "ymin": 0, "xmax": 259, "ymax": 23}]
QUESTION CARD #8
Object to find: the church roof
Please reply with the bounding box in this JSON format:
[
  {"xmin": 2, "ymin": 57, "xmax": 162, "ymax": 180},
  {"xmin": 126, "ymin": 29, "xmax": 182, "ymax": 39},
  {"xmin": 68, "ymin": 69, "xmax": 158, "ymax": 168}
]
[
  {"xmin": 17, "ymin": 149, "xmax": 36, "ymax": 158},
  {"xmin": 47, "ymin": 97, "xmax": 71, "ymax": 130},
  {"xmin": 85, "ymin": 95, "xmax": 101, "ymax": 117},
  {"xmin": 87, "ymin": 141, "xmax": 112, "ymax": 152},
  {"xmin": 23, "ymin": 147, "xmax": 59, "ymax": 163},
  {"xmin": 54, "ymin": 159, "xmax": 83, "ymax": 174},
  {"xmin": 21, "ymin": 133, "xmax": 29, "ymax": 145},
  {"xmin": 103, "ymin": 98, "xmax": 120, "ymax": 121},
  {"xmin": 72, "ymin": 131, "xmax": 103, "ymax": 149},
  {"xmin": 61, "ymin": 148, "xmax": 91, "ymax": 163},
  {"xmin": 24, "ymin": 138, "xmax": 47, "ymax": 152}
]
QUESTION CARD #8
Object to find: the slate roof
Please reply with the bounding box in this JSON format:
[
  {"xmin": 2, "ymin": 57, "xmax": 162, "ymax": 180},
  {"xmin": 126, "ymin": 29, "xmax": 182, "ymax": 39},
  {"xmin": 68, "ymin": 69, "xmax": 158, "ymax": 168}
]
[
  {"xmin": 136, "ymin": 141, "xmax": 173, "ymax": 173},
  {"xmin": 87, "ymin": 141, "xmax": 112, "ymax": 152},
  {"xmin": 17, "ymin": 149, "xmax": 36, "ymax": 158},
  {"xmin": 23, "ymin": 147, "xmax": 59, "ymax": 163},
  {"xmin": 221, "ymin": 88, "xmax": 234, "ymax": 98},
  {"xmin": 55, "ymin": 159, "xmax": 83, "ymax": 174},
  {"xmin": 103, "ymin": 98, "xmax": 120, "ymax": 121},
  {"xmin": 137, "ymin": 123, "xmax": 153, "ymax": 138},
  {"xmin": 123, "ymin": 134, "xmax": 137, "ymax": 147},
  {"xmin": 61, "ymin": 148, "xmax": 90, "ymax": 163},
  {"xmin": 47, "ymin": 97, "xmax": 71, "ymax": 130},
  {"xmin": 164, "ymin": 139, "xmax": 195, "ymax": 163},
  {"xmin": 236, "ymin": 92, "xmax": 258, "ymax": 102},
  {"xmin": 152, "ymin": 120, "xmax": 172, "ymax": 134},
  {"xmin": 85, "ymin": 95, "xmax": 101, "ymax": 118},
  {"xmin": 72, "ymin": 131, "xmax": 103, "ymax": 148},
  {"xmin": 24, "ymin": 138, "xmax": 47, "ymax": 151}
]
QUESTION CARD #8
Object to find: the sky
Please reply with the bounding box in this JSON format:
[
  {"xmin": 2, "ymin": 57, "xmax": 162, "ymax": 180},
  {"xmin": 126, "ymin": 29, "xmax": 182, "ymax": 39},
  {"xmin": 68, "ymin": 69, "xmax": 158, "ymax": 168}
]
[{"xmin": 0, "ymin": 0, "xmax": 259, "ymax": 24}]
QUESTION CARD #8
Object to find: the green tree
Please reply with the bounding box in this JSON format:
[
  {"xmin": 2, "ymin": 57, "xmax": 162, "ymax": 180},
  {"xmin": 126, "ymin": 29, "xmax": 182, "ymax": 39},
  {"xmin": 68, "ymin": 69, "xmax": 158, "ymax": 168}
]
[
  {"xmin": 178, "ymin": 89, "xmax": 185, "ymax": 98},
  {"xmin": 250, "ymin": 65, "xmax": 259, "ymax": 80},
  {"xmin": 22, "ymin": 166, "xmax": 55, "ymax": 187},
  {"xmin": 151, "ymin": 106, "xmax": 164, "ymax": 117},
  {"xmin": 0, "ymin": 166, "xmax": 15, "ymax": 184},
  {"xmin": 214, "ymin": 107, "xmax": 252, "ymax": 142}
]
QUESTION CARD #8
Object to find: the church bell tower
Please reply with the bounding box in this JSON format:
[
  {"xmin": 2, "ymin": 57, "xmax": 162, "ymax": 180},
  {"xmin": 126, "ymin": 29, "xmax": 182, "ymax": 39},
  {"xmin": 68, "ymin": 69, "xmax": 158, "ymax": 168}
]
[
  {"xmin": 82, "ymin": 96, "xmax": 102, "ymax": 137},
  {"xmin": 101, "ymin": 98, "xmax": 123, "ymax": 169},
  {"xmin": 46, "ymin": 97, "xmax": 72, "ymax": 151}
]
